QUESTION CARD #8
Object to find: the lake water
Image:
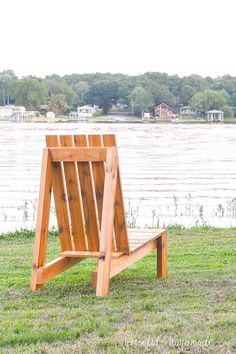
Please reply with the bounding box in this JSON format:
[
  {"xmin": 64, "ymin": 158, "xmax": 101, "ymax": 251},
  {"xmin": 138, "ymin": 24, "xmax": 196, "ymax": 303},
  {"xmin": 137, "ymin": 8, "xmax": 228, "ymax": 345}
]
[{"xmin": 1, "ymin": 121, "xmax": 236, "ymax": 233}]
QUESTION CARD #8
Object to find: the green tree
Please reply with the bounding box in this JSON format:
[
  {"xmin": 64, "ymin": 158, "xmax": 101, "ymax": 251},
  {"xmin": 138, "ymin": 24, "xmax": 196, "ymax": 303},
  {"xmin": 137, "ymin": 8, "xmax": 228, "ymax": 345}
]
[
  {"xmin": 48, "ymin": 94, "xmax": 68, "ymax": 114},
  {"xmin": 179, "ymin": 85, "xmax": 197, "ymax": 106},
  {"xmin": 15, "ymin": 77, "xmax": 47, "ymax": 110},
  {"xmin": 130, "ymin": 86, "xmax": 154, "ymax": 116},
  {"xmin": 45, "ymin": 74, "xmax": 75, "ymax": 110},
  {"xmin": 212, "ymin": 75, "xmax": 236, "ymax": 106},
  {"xmin": 0, "ymin": 70, "xmax": 18, "ymax": 105},
  {"xmin": 191, "ymin": 89, "xmax": 229, "ymax": 111},
  {"xmin": 146, "ymin": 82, "xmax": 177, "ymax": 107},
  {"xmin": 182, "ymin": 74, "xmax": 209, "ymax": 92},
  {"xmin": 86, "ymin": 80, "xmax": 119, "ymax": 114},
  {"xmin": 222, "ymin": 106, "xmax": 234, "ymax": 118},
  {"xmin": 73, "ymin": 81, "xmax": 89, "ymax": 107}
]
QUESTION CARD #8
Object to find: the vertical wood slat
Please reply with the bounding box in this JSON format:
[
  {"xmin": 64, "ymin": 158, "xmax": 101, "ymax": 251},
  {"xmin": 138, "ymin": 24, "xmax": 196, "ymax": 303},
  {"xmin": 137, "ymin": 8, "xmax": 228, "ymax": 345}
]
[
  {"xmin": 46, "ymin": 135, "xmax": 73, "ymax": 251},
  {"xmin": 102, "ymin": 134, "xmax": 129, "ymax": 254},
  {"xmin": 59, "ymin": 135, "xmax": 87, "ymax": 251},
  {"xmin": 31, "ymin": 149, "xmax": 52, "ymax": 291},
  {"xmin": 74, "ymin": 135, "xmax": 100, "ymax": 251},
  {"xmin": 87, "ymin": 135, "xmax": 105, "ymax": 224}
]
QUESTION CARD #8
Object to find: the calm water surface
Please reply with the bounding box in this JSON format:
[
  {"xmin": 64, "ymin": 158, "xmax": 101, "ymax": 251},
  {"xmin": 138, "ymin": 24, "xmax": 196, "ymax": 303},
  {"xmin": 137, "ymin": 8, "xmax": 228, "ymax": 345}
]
[{"xmin": 1, "ymin": 122, "xmax": 236, "ymax": 232}]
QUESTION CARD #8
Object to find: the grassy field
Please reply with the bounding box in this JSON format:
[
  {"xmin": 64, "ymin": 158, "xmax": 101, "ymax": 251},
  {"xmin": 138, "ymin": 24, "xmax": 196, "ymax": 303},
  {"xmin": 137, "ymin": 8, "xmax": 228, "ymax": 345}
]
[{"xmin": 0, "ymin": 227, "xmax": 235, "ymax": 353}]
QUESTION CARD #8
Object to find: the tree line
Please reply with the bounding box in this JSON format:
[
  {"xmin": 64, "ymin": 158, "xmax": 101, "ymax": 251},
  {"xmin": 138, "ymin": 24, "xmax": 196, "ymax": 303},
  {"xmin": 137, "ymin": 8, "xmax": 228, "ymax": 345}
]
[{"xmin": 1, "ymin": 70, "xmax": 236, "ymax": 116}]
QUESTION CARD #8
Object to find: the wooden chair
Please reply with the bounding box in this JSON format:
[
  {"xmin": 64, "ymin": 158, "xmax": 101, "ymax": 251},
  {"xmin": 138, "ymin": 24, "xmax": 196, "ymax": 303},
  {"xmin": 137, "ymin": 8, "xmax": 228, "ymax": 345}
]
[{"xmin": 31, "ymin": 134, "xmax": 168, "ymax": 296}]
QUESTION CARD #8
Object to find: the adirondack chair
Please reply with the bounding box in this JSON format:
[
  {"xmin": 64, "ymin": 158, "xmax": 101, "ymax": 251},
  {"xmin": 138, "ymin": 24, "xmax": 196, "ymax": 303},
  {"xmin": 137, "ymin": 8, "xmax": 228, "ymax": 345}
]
[{"xmin": 31, "ymin": 134, "xmax": 168, "ymax": 296}]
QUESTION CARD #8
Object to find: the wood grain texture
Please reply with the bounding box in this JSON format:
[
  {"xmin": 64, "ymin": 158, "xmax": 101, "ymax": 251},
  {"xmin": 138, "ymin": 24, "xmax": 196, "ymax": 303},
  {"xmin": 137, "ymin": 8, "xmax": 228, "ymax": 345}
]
[
  {"xmin": 31, "ymin": 148, "xmax": 52, "ymax": 291},
  {"xmin": 46, "ymin": 135, "xmax": 73, "ymax": 251},
  {"xmin": 157, "ymin": 231, "xmax": 168, "ymax": 278},
  {"xmin": 102, "ymin": 134, "xmax": 130, "ymax": 254},
  {"xmin": 74, "ymin": 135, "xmax": 100, "ymax": 251},
  {"xmin": 88, "ymin": 135, "xmax": 117, "ymax": 252},
  {"xmin": 49, "ymin": 147, "xmax": 107, "ymax": 162},
  {"xmin": 59, "ymin": 136, "xmax": 87, "ymax": 250},
  {"xmin": 61, "ymin": 250, "xmax": 123, "ymax": 258},
  {"xmin": 110, "ymin": 238, "xmax": 158, "ymax": 278},
  {"xmin": 93, "ymin": 229, "xmax": 166, "ymax": 280},
  {"xmin": 128, "ymin": 228, "xmax": 166, "ymax": 251},
  {"xmin": 36, "ymin": 257, "xmax": 85, "ymax": 284},
  {"xmin": 87, "ymin": 135, "xmax": 105, "ymax": 226},
  {"xmin": 96, "ymin": 148, "xmax": 118, "ymax": 296}
]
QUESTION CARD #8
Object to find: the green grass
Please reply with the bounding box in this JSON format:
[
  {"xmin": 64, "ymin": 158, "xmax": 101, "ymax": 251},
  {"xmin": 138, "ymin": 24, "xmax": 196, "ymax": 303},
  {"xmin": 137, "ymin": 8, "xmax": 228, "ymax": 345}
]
[{"xmin": 0, "ymin": 227, "xmax": 235, "ymax": 353}]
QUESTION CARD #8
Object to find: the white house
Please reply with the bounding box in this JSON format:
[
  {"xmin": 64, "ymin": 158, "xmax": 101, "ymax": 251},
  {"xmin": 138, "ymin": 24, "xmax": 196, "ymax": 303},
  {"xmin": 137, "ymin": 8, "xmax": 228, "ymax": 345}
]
[
  {"xmin": 0, "ymin": 105, "xmax": 26, "ymax": 121},
  {"xmin": 0, "ymin": 106, "xmax": 13, "ymax": 118},
  {"xmin": 77, "ymin": 105, "xmax": 96, "ymax": 120},
  {"xmin": 142, "ymin": 112, "xmax": 153, "ymax": 121}
]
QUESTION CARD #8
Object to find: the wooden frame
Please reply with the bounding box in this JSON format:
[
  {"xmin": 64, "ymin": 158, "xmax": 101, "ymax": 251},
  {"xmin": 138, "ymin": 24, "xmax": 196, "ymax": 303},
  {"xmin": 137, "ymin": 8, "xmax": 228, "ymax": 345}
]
[{"xmin": 31, "ymin": 134, "xmax": 168, "ymax": 296}]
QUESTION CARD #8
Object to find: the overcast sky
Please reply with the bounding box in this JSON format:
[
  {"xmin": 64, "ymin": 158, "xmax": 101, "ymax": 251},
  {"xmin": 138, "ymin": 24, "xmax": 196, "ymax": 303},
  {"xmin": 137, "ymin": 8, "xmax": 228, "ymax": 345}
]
[{"xmin": 1, "ymin": 0, "xmax": 235, "ymax": 78}]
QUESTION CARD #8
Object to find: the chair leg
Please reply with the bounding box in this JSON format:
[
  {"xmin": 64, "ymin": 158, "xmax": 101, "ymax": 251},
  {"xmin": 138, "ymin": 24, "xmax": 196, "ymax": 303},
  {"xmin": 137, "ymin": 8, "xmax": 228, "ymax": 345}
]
[
  {"xmin": 31, "ymin": 149, "xmax": 52, "ymax": 291},
  {"xmin": 157, "ymin": 231, "xmax": 168, "ymax": 278},
  {"xmin": 91, "ymin": 270, "xmax": 97, "ymax": 288},
  {"xmin": 96, "ymin": 259, "xmax": 111, "ymax": 296},
  {"xmin": 31, "ymin": 270, "xmax": 43, "ymax": 291}
]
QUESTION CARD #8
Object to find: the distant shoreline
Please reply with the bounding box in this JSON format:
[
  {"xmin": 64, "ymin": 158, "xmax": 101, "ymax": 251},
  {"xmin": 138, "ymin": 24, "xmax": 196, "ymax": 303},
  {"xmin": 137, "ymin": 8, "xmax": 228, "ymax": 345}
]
[{"xmin": 1, "ymin": 117, "xmax": 236, "ymax": 124}]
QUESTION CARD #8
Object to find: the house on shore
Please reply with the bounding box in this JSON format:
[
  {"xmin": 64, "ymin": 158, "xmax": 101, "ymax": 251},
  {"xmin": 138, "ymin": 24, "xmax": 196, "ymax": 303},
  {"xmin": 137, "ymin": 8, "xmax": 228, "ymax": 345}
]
[
  {"xmin": 0, "ymin": 106, "xmax": 13, "ymax": 118},
  {"xmin": 180, "ymin": 106, "xmax": 197, "ymax": 116},
  {"xmin": 0, "ymin": 105, "xmax": 26, "ymax": 121},
  {"xmin": 77, "ymin": 105, "xmax": 96, "ymax": 120},
  {"xmin": 206, "ymin": 110, "xmax": 224, "ymax": 123},
  {"xmin": 154, "ymin": 103, "xmax": 175, "ymax": 119},
  {"xmin": 142, "ymin": 112, "xmax": 154, "ymax": 121}
]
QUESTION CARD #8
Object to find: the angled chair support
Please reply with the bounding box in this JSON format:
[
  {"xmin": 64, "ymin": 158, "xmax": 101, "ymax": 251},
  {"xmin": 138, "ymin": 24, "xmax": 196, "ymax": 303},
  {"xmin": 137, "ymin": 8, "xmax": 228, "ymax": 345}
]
[{"xmin": 31, "ymin": 134, "xmax": 168, "ymax": 296}]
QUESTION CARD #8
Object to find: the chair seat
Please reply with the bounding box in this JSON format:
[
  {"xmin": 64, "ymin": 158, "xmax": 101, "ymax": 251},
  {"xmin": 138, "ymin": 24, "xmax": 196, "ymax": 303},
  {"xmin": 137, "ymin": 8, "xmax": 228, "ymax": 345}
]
[
  {"xmin": 128, "ymin": 228, "xmax": 166, "ymax": 252},
  {"xmin": 60, "ymin": 229, "xmax": 165, "ymax": 257}
]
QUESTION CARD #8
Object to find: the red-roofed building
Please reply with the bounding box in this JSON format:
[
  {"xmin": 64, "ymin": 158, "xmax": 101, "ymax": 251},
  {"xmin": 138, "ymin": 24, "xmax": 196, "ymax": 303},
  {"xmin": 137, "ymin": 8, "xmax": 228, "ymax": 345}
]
[{"xmin": 154, "ymin": 103, "xmax": 175, "ymax": 119}]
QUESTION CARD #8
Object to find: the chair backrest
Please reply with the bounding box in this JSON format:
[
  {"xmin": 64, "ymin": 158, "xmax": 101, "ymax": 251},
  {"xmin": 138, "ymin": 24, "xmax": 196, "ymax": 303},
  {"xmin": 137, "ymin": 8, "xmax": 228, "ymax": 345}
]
[{"xmin": 46, "ymin": 134, "xmax": 130, "ymax": 254}]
